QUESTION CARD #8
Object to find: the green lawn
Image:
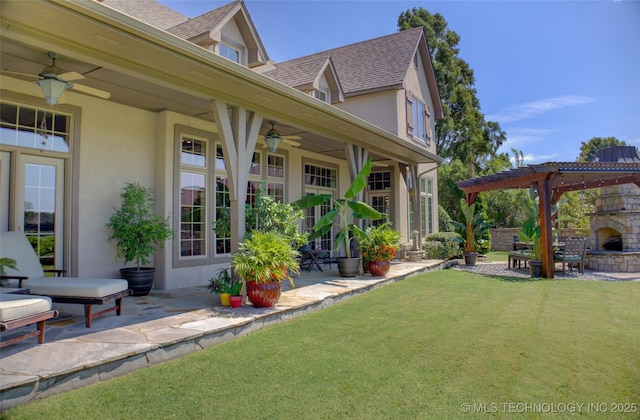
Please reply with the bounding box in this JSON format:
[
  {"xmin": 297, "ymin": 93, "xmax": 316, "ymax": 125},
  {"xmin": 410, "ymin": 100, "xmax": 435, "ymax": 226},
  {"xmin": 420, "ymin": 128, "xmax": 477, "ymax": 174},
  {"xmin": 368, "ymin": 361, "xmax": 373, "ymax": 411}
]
[{"xmin": 5, "ymin": 270, "xmax": 639, "ymax": 419}]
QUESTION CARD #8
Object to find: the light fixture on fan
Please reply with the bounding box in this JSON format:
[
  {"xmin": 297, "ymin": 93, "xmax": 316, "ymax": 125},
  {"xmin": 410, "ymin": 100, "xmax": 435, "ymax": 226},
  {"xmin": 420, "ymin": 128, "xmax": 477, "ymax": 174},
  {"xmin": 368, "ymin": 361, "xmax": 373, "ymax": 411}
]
[
  {"xmin": 34, "ymin": 52, "xmax": 73, "ymax": 105},
  {"xmin": 264, "ymin": 120, "xmax": 283, "ymax": 153}
]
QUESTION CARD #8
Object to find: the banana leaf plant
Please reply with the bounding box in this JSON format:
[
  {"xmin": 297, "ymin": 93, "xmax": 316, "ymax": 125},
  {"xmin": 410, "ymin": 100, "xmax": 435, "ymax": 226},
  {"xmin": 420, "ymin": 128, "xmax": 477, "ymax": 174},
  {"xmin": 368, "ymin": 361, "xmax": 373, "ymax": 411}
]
[
  {"xmin": 452, "ymin": 198, "xmax": 492, "ymax": 253},
  {"xmin": 292, "ymin": 159, "xmax": 383, "ymax": 259}
]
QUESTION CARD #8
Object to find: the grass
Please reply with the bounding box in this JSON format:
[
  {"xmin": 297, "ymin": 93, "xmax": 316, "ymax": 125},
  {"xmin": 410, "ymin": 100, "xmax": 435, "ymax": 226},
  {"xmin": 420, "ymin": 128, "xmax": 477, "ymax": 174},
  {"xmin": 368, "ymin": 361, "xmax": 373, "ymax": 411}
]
[{"xmin": 4, "ymin": 270, "xmax": 639, "ymax": 419}]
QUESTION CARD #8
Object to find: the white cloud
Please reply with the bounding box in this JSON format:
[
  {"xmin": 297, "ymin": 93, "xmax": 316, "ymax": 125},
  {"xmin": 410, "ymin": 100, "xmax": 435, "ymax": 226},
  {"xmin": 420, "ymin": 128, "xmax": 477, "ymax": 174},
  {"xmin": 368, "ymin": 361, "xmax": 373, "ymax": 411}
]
[
  {"xmin": 488, "ymin": 95, "xmax": 596, "ymax": 124},
  {"xmin": 522, "ymin": 153, "xmax": 560, "ymax": 164},
  {"xmin": 503, "ymin": 127, "xmax": 555, "ymax": 147}
]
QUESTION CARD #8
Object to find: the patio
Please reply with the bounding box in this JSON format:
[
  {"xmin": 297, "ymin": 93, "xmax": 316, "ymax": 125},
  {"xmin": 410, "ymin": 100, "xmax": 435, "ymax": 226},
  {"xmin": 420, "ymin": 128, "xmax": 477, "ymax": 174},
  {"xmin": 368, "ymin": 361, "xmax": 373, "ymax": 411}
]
[{"xmin": 0, "ymin": 259, "xmax": 443, "ymax": 411}]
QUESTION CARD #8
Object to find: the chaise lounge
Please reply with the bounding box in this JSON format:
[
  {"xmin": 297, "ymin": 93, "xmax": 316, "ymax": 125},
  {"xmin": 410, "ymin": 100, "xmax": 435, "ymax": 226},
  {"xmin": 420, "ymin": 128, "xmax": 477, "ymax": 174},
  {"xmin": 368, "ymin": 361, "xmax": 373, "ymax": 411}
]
[
  {"xmin": 0, "ymin": 292, "xmax": 58, "ymax": 348},
  {"xmin": 0, "ymin": 231, "xmax": 131, "ymax": 328}
]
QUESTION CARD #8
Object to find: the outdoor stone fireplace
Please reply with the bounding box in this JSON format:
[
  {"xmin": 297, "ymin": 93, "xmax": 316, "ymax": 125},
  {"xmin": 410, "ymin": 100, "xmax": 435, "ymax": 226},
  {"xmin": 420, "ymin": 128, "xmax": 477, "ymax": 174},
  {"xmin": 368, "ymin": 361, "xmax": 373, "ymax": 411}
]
[{"xmin": 586, "ymin": 183, "xmax": 640, "ymax": 272}]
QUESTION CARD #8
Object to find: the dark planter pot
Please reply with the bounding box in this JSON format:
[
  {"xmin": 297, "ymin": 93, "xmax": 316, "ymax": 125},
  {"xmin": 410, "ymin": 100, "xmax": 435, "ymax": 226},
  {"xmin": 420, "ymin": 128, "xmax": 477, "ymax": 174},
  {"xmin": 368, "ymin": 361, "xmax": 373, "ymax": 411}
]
[
  {"xmin": 464, "ymin": 252, "xmax": 479, "ymax": 266},
  {"xmin": 247, "ymin": 281, "xmax": 282, "ymax": 308},
  {"xmin": 120, "ymin": 267, "xmax": 155, "ymax": 296},
  {"xmin": 530, "ymin": 260, "xmax": 543, "ymax": 278},
  {"xmin": 368, "ymin": 260, "xmax": 391, "ymax": 276},
  {"xmin": 337, "ymin": 257, "xmax": 361, "ymax": 278}
]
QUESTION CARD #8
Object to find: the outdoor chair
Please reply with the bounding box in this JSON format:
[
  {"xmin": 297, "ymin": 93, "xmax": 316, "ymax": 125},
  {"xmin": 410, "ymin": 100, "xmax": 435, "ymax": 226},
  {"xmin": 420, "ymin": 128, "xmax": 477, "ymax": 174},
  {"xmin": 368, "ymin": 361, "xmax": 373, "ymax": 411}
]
[
  {"xmin": 0, "ymin": 292, "xmax": 58, "ymax": 348},
  {"xmin": 0, "ymin": 231, "xmax": 131, "ymax": 328},
  {"xmin": 554, "ymin": 237, "xmax": 587, "ymax": 274}
]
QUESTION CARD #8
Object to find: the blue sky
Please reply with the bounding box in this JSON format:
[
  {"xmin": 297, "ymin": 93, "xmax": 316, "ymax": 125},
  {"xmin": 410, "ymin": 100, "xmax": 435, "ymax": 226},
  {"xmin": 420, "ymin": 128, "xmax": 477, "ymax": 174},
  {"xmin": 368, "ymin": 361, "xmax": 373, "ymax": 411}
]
[{"xmin": 159, "ymin": 0, "xmax": 639, "ymax": 164}]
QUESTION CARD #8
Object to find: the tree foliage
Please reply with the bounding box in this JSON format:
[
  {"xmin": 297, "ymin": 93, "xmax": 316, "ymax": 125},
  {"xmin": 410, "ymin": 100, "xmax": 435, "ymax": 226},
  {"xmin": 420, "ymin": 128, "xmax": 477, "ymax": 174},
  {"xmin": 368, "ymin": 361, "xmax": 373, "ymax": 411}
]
[
  {"xmin": 577, "ymin": 136, "xmax": 627, "ymax": 162},
  {"xmin": 398, "ymin": 7, "xmax": 506, "ymax": 175}
]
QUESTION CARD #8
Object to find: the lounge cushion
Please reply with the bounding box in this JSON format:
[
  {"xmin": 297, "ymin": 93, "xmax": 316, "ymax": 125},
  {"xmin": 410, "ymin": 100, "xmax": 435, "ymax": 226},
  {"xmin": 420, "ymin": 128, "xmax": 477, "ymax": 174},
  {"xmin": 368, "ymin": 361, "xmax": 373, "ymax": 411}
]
[
  {"xmin": 24, "ymin": 277, "xmax": 129, "ymax": 298},
  {"xmin": 0, "ymin": 294, "xmax": 52, "ymax": 322}
]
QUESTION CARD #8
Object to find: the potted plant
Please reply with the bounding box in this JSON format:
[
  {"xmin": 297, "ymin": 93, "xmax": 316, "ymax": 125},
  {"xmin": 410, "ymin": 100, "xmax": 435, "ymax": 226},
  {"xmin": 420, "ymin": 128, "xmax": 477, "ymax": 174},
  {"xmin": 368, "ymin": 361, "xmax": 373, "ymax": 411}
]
[
  {"xmin": 106, "ymin": 182, "xmax": 174, "ymax": 296},
  {"xmin": 231, "ymin": 230, "xmax": 300, "ymax": 308},
  {"xmin": 517, "ymin": 218, "xmax": 542, "ymax": 277},
  {"xmin": 207, "ymin": 267, "xmax": 239, "ymax": 306},
  {"xmin": 293, "ymin": 158, "xmax": 383, "ymax": 277},
  {"xmin": 354, "ymin": 222, "xmax": 401, "ymax": 276},
  {"xmin": 453, "ymin": 198, "xmax": 491, "ymax": 266},
  {"xmin": 0, "ymin": 257, "xmax": 17, "ymax": 286}
]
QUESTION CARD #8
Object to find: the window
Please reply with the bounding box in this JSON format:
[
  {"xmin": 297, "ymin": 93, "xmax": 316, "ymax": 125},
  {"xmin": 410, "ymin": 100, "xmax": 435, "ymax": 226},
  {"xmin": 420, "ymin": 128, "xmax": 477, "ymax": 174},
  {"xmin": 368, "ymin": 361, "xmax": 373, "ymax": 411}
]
[
  {"xmin": 413, "ymin": 97, "xmax": 426, "ymax": 141},
  {"xmin": 303, "ymin": 162, "xmax": 338, "ymax": 251},
  {"xmin": 0, "ymin": 103, "xmax": 70, "ymax": 152},
  {"xmin": 267, "ymin": 154, "xmax": 285, "ymax": 202},
  {"xmin": 180, "ymin": 136, "xmax": 207, "ymax": 257},
  {"xmin": 219, "ymin": 43, "xmax": 240, "ymax": 63},
  {"xmin": 367, "ymin": 171, "xmax": 391, "ymax": 191},
  {"xmin": 408, "ymin": 176, "xmax": 434, "ymax": 238},
  {"xmin": 305, "ymin": 164, "xmax": 337, "ymax": 188},
  {"xmin": 175, "ymin": 132, "xmax": 288, "ymax": 261},
  {"xmin": 406, "ymin": 93, "xmax": 431, "ymax": 144},
  {"xmin": 313, "ymin": 89, "xmax": 329, "ymax": 103}
]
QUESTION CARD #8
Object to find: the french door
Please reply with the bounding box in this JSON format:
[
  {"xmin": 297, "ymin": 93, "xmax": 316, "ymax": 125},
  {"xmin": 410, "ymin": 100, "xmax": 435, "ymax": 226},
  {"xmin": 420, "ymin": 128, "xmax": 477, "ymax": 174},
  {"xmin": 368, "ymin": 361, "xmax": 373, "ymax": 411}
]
[
  {"xmin": 303, "ymin": 188, "xmax": 333, "ymax": 251},
  {"xmin": 15, "ymin": 155, "xmax": 65, "ymax": 270},
  {"xmin": 366, "ymin": 191, "xmax": 390, "ymax": 226}
]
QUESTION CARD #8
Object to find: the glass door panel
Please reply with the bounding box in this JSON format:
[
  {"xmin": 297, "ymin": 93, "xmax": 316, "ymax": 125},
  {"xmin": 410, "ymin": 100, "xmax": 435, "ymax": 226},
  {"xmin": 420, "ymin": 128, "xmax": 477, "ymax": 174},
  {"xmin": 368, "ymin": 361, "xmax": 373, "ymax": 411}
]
[{"xmin": 16, "ymin": 155, "xmax": 64, "ymax": 270}]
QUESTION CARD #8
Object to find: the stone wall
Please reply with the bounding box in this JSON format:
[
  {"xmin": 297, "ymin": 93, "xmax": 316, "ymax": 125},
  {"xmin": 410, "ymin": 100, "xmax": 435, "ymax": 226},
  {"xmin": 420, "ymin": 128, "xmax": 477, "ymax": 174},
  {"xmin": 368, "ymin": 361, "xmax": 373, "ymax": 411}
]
[{"xmin": 586, "ymin": 251, "xmax": 640, "ymax": 272}]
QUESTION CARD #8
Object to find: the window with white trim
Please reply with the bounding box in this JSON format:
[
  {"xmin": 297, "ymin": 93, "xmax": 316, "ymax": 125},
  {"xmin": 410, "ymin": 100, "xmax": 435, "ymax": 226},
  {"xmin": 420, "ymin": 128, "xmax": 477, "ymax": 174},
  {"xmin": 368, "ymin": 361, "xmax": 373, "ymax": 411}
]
[
  {"xmin": 406, "ymin": 93, "xmax": 432, "ymax": 144},
  {"xmin": 219, "ymin": 43, "xmax": 240, "ymax": 63},
  {"xmin": 408, "ymin": 176, "xmax": 434, "ymax": 238},
  {"xmin": 313, "ymin": 88, "xmax": 329, "ymax": 103},
  {"xmin": 180, "ymin": 136, "xmax": 207, "ymax": 258}
]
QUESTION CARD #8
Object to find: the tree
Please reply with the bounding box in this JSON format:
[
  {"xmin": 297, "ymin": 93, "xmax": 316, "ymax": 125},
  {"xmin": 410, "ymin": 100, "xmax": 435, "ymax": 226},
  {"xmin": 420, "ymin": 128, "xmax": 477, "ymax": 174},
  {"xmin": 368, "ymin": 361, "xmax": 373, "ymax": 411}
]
[
  {"xmin": 577, "ymin": 137, "xmax": 627, "ymax": 162},
  {"xmin": 398, "ymin": 7, "xmax": 506, "ymax": 175}
]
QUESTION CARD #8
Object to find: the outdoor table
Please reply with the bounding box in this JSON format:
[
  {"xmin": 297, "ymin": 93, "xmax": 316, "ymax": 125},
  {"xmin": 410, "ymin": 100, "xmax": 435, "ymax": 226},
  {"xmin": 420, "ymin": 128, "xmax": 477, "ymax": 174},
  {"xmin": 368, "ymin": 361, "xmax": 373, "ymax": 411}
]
[{"xmin": 304, "ymin": 249, "xmax": 325, "ymax": 272}]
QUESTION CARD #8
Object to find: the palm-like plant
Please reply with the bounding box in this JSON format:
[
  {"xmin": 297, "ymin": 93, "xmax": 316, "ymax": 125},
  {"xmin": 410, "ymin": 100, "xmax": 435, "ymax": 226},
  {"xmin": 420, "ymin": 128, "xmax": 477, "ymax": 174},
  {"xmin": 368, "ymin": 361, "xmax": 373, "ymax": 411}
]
[
  {"xmin": 232, "ymin": 231, "xmax": 300, "ymax": 287},
  {"xmin": 293, "ymin": 159, "xmax": 383, "ymax": 259}
]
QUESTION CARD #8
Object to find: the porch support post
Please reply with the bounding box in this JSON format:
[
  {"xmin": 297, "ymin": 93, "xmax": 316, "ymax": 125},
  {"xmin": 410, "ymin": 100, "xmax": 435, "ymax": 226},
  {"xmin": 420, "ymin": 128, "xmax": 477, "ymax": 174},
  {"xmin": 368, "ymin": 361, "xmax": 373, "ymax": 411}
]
[
  {"xmin": 345, "ymin": 144, "xmax": 369, "ymax": 257},
  {"xmin": 535, "ymin": 176, "xmax": 555, "ymax": 278},
  {"xmin": 345, "ymin": 144, "xmax": 369, "ymax": 201},
  {"xmin": 211, "ymin": 100, "xmax": 262, "ymax": 251}
]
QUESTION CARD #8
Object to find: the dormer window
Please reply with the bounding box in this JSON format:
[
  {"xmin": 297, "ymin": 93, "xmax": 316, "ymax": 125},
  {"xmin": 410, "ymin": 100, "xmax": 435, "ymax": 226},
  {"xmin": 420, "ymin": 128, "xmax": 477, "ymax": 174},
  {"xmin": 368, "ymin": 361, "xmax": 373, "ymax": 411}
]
[
  {"xmin": 220, "ymin": 42, "xmax": 240, "ymax": 63},
  {"xmin": 313, "ymin": 89, "xmax": 329, "ymax": 103}
]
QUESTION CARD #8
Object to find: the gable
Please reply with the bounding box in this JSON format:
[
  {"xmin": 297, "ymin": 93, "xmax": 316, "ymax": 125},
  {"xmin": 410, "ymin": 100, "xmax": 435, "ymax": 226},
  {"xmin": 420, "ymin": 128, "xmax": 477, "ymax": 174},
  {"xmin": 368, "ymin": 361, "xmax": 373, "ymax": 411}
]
[{"xmin": 165, "ymin": 0, "xmax": 268, "ymax": 67}]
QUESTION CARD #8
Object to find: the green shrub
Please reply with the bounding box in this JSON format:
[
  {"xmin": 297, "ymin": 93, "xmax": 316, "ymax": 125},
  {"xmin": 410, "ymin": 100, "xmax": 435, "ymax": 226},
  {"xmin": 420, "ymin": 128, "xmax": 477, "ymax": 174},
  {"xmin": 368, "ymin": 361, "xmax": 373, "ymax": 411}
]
[{"xmin": 423, "ymin": 232, "xmax": 461, "ymax": 260}]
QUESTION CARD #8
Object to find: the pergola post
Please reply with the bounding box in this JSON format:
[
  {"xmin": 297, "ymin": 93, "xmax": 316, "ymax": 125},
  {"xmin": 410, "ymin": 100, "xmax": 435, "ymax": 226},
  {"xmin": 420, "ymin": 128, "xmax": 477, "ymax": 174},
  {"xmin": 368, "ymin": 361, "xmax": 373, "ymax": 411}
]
[{"xmin": 536, "ymin": 176, "xmax": 555, "ymax": 278}]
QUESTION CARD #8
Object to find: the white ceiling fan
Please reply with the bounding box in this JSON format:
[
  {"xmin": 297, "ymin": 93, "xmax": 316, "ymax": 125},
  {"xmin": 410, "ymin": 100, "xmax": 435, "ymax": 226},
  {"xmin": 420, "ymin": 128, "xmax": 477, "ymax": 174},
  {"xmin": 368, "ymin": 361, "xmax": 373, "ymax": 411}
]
[{"xmin": 2, "ymin": 51, "xmax": 111, "ymax": 104}]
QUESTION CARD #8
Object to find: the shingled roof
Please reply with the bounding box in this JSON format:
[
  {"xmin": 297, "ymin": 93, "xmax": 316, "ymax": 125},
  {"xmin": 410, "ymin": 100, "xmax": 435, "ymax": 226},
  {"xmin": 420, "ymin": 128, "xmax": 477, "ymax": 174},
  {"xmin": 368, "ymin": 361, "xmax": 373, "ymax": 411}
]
[
  {"xmin": 166, "ymin": 0, "xmax": 240, "ymax": 39},
  {"xmin": 263, "ymin": 27, "xmax": 425, "ymax": 96},
  {"xmin": 98, "ymin": 0, "xmax": 187, "ymax": 30}
]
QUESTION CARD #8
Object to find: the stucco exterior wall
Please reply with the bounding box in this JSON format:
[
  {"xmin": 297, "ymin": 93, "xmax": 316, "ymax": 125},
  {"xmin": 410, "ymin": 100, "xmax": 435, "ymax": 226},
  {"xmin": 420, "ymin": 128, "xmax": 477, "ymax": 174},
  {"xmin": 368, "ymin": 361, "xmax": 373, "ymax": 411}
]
[{"xmin": 336, "ymin": 91, "xmax": 399, "ymax": 137}]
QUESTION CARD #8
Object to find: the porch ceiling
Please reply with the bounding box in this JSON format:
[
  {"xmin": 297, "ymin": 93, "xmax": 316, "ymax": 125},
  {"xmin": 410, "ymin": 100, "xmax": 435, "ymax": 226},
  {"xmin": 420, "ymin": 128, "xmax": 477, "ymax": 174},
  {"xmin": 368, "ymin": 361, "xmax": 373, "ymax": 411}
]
[{"xmin": 0, "ymin": 0, "xmax": 441, "ymax": 165}]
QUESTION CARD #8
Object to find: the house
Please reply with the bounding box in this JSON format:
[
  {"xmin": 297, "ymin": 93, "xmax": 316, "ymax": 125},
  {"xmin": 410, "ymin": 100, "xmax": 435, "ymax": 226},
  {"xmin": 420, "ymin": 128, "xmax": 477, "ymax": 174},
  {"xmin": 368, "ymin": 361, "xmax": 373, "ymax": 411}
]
[{"xmin": 0, "ymin": 0, "xmax": 442, "ymax": 290}]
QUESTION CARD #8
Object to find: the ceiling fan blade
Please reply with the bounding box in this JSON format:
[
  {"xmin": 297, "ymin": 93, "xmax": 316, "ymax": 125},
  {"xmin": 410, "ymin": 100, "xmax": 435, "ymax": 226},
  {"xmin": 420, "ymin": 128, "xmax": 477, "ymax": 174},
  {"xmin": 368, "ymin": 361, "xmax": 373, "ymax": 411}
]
[
  {"xmin": 57, "ymin": 71, "xmax": 85, "ymax": 82},
  {"xmin": 283, "ymin": 135, "xmax": 302, "ymax": 140},
  {"xmin": 283, "ymin": 139, "xmax": 301, "ymax": 147},
  {"xmin": 69, "ymin": 83, "xmax": 111, "ymax": 99},
  {"xmin": 1, "ymin": 69, "xmax": 40, "ymax": 80}
]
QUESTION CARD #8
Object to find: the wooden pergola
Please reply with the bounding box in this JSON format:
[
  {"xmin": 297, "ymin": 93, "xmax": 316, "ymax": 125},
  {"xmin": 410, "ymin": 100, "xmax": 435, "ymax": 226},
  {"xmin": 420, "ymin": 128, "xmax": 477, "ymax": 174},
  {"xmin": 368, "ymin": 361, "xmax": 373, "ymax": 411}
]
[{"xmin": 456, "ymin": 146, "xmax": 640, "ymax": 278}]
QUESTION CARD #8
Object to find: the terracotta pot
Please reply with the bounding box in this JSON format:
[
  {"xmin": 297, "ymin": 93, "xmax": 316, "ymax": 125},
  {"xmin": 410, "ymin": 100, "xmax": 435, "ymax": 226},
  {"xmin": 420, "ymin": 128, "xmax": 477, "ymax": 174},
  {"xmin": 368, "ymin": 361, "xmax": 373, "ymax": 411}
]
[
  {"xmin": 229, "ymin": 295, "xmax": 242, "ymax": 308},
  {"xmin": 368, "ymin": 260, "xmax": 391, "ymax": 276},
  {"xmin": 219, "ymin": 292, "xmax": 231, "ymax": 307},
  {"xmin": 246, "ymin": 281, "xmax": 282, "ymax": 307}
]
